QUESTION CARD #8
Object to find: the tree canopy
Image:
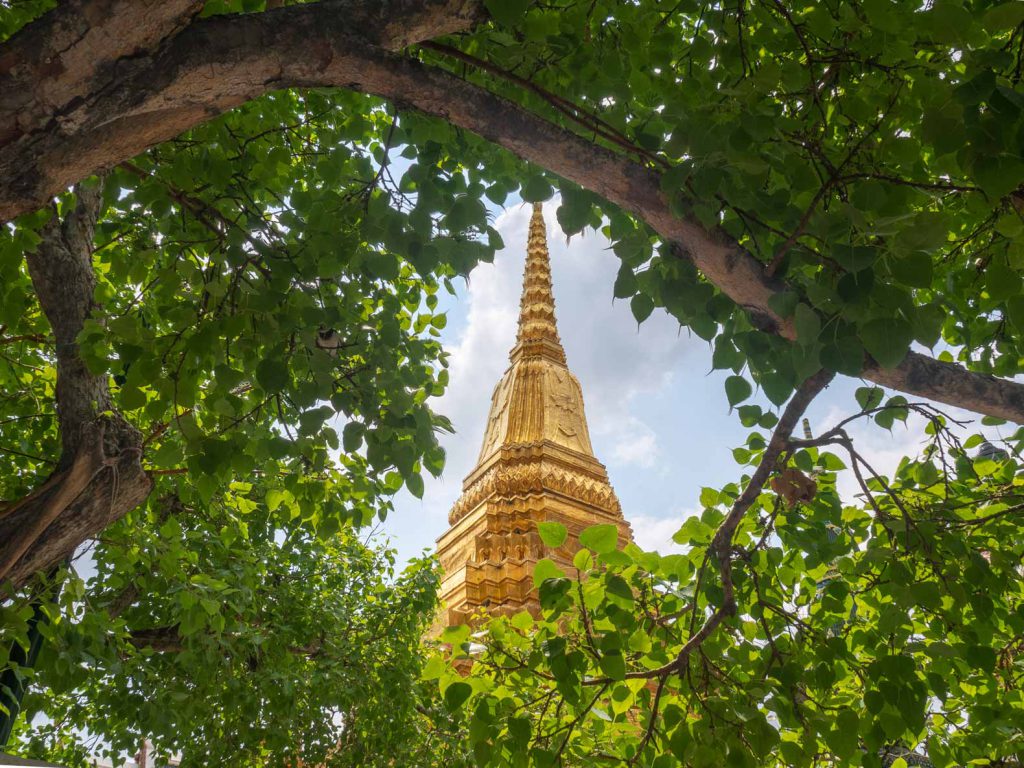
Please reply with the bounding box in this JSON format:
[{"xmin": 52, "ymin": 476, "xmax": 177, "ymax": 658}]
[
  {"xmin": 1, "ymin": 0, "xmax": 1024, "ymax": 765},
  {"xmin": 18, "ymin": 530, "xmax": 446, "ymax": 767}
]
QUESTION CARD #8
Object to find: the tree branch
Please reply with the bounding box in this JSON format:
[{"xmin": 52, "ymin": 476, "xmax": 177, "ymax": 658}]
[
  {"xmin": 0, "ymin": 1, "xmax": 1023, "ymax": 423},
  {"xmin": 660, "ymin": 369, "xmax": 834, "ymax": 677},
  {"xmin": 0, "ymin": 0, "xmax": 204, "ymax": 153},
  {"xmin": 126, "ymin": 625, "xmax": 325, "ymax": 658},
  {"xmin": 0, "ymin": 0, "xmax": 485, "ymax": 219},
  {"xmin": 583, "ymin": 369, "xmax": 835, "ymax": 685}
]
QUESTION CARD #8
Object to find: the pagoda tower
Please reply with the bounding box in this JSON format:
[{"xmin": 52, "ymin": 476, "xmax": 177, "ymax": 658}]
[{"xmin": 435, "ymin": 203, "xmax": 633, "ymax": 626}]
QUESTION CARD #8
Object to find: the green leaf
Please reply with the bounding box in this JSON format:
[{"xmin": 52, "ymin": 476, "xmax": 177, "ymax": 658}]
[
  {"xmin": 911, "ymin": 303, "xmax": 945, "ymax": 348},
  {"xmin": 630, "ymin": 293, "xmax": 655, "ymax": 324},
  {"xmin": 441, "ymin": 623, "xmax": 471, "ymax": 648},
  {"xmin": 598, "ymin": 652, "xmax": 626, "ymax": 680},
  {"xmin": 965, "ymin": 644, "xmax": 997, "ymax": 671},
  {"xmin": 760, "ymin": 371, "xmax": 793, "ymax": 406},
  {"xmin": 538, "ymin": 577, "xmax": 571, "ymax": 609},
  {"xmin": 825, "ymin": 709, "xmax": 860, "ymax": 760},
  {"xmin": 700, "ymin": 487, "xmax": 720, "ymax": 507},
  {"xmin": 820, "ymin": 335, "xmax": 864, "ymax": 376},
  {"xmin": 983, "ymin": 2, "xmax": 1024, "ymax": 32},
  {"xmin": 613, "ymin": 265, "xmax": 639, "ymax": 298},
  {"xmin": 342, "ymin": 421, "xmax": 366, "ymax": 450},
  {"xmin": 508, "ymin": 717, "xmax": 531, "ymax": 749},
  {"xmin": 922, "ymin": 104, "xmax": 967, "ymax": 156},
  {"xmin": 767, "ymin": 290, "xmax": 799, "ymax": 319},
  {"xmin": 445, "ymin": 196, "xmax": 487, "ymax": 231},
  {"xmin": 855, "ymin": 386, "xmax": 884, "ymax": 410},
  {"xmin": 628, "ymin": 628, "xmax": 652, "ymax": 653},
  {"xmin": 255, "ymin": 357, "xmax": 289, "ymax": 393},
  {"xmin": 537, "ymin": 521, "xmax": 568, "ymax": 548},
  {"xmin": 833, "ymin": 244, "xmax": 878, "ymax": 272},
  {"xmin": 484, "ymin": 0, "xmax": 531, "ymax": 27},
  {"xmin": 673, "ymin": 515, "xmax": 711, "ymax": 545},
  {"xmin": 1006, "ymin": 295, "xmax": 1024, "ymax": 331},
  {"xmin": 265, "ymin": 489, "xmax": 289, "ymax": 513},
  {"xmin": 533, "ymin": 558, "xmax": 565, "ymax": 586},
  {"xmin": 406, "ymin": 472, "xmax": 424, "ymax": 499},
  {"xmin": 578, "ymin": 524, "xmax": 619, "ymax": 554},
  {"xmin": 520, "ymin": 176, "xmax": 552, "ymax": 202},
  {"xmin": 725, "ymin": 375, "xmax": 752, "ymax": 407},
  {"xmin": 421, "ymin": 655, "xmax": 446, "ymax": 680},
  {"xmin": 793, "ymin": 303, "xmax": 821, "ymax": 345},
  {"xmin": 859, "ymin": 317, "xmax": 913, "ymax": 369},
  {"xmin": 836, "ymin": 270, "xmax": 874, "ymax": 304},
  {"xmin": 890, "ymin": 252, "xmax": 933, "ymax": 288},
  {"xmin": 444, "ymin": 681, "xmax": 473, "ymax": 711},
  {"xmin": 556, "ymin": 188, "xmax": 593, "ymax": 235},
  {"xmin": 974, "ymin": 154, "xmax": 1024, "ymax": 199},
  {"xmin": 572, "ymin": 548, "xmax": 593, "ymax": 571},
  {"xmin": 985, "ymin": 259, "xmax": 1023, "ymax": 302},
  {"xmin": 605, "ymin": 574, "xmax": 634, "ymax": 603}
]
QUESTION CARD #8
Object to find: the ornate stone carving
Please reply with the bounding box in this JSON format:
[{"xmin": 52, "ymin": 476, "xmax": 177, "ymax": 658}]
[{"xmin": 448, "ymin": 457, "xmax": 622, "ymax": 524}]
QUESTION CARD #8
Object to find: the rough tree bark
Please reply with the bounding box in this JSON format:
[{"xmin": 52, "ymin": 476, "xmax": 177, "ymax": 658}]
[
  {"xmin": 0, "ymin": 0, "xmax": 484, "ymax": 217},
  {"xmin": 0, "ymin": 0, "xmax": 204, "ymax": 146},
  {"xmin": 0, "ymin": 184, "xmax": 151, "ymax": 592}
]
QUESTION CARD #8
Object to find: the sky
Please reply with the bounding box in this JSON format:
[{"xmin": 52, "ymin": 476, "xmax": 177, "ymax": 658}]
[{"xmin": 376, "ymin": 199, "xmax": 994, "ymax": 567}]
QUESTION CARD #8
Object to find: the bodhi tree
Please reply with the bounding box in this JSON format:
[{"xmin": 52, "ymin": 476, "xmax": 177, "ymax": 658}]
[
  {"xmin": 1, "ymin": 3, "xmax": 483, "ymax": 763},
  {"xmin": 1, "ymin": 0, "xmax": 1024, "ymax": 765}
]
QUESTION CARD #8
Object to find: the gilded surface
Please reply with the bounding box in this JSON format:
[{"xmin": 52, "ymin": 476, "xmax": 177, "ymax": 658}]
[
  {"xmin": 477, "ymin": 361, "xmax": 595, "ymax": 463},
  {"xmin": 435, "ymin": 203, "xmax": 633, "ymax": 627},
  {"xmin": 544, "ymin": 367, "xmax": 592, "ymax": 453},
  {"xmin": 448, "ymin": 456, "xmax": 622, "ymax": 524}
]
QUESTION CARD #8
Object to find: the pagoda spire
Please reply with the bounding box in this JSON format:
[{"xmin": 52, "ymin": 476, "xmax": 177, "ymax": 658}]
[
  {"xmin": 511, "ymin": 203, "xmax": 566, "ymax": 365},
  {"xmin": 434, "ymin": 200, "xmax": 632, "ymax": 627}
]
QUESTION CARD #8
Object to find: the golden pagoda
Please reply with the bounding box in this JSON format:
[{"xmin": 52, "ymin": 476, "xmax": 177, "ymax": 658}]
[{"xmin": 435, "ymin": 203, "xmax": 633, "ymax": 626}]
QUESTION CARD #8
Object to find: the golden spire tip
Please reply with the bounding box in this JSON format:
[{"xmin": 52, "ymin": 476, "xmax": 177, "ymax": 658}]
[{"xmin": 513, "ymin": 199, "xmax": 564, "ymax": 363}]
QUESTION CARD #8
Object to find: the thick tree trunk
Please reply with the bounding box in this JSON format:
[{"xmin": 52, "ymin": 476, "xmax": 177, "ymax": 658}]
[
  {"xmin": 24, "ymin": 183, "xmax": 113, "ymax": 466},
  {"xmin": 0, "ymin": 0, "xmax": 1022, "ymax": 426},
  {"xmin": 0, "ymin": 186, "xmax": 151, "ymax": 592}
]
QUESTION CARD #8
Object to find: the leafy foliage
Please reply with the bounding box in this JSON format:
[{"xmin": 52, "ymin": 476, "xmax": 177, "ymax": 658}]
[
  {"xmin": 437, "ymin": 408, "xmax": 1024, "ymax": 767},
  {"xmin": 1, "ymin": 53, "xmax": 499, "ymax": 768},
  {"xmin": 419, "ymin": 0, "xmax": 1024, "ymax": 398},
  {"xmin": 16, "ymin": 526, "xmax": 444, "ymax": 767},
  {"xmin": 3, "ymin": 0, "xmax": 1024, "ymax": 765}
]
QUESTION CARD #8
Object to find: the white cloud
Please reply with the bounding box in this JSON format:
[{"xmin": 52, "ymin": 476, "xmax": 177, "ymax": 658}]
[
  {"xmin": 609, "ymin": 417, "xmax": 659, "ymax": 468},
  {"xmin": 629, "ymin": 511, "xmax": 695, "ymax": 555}
]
